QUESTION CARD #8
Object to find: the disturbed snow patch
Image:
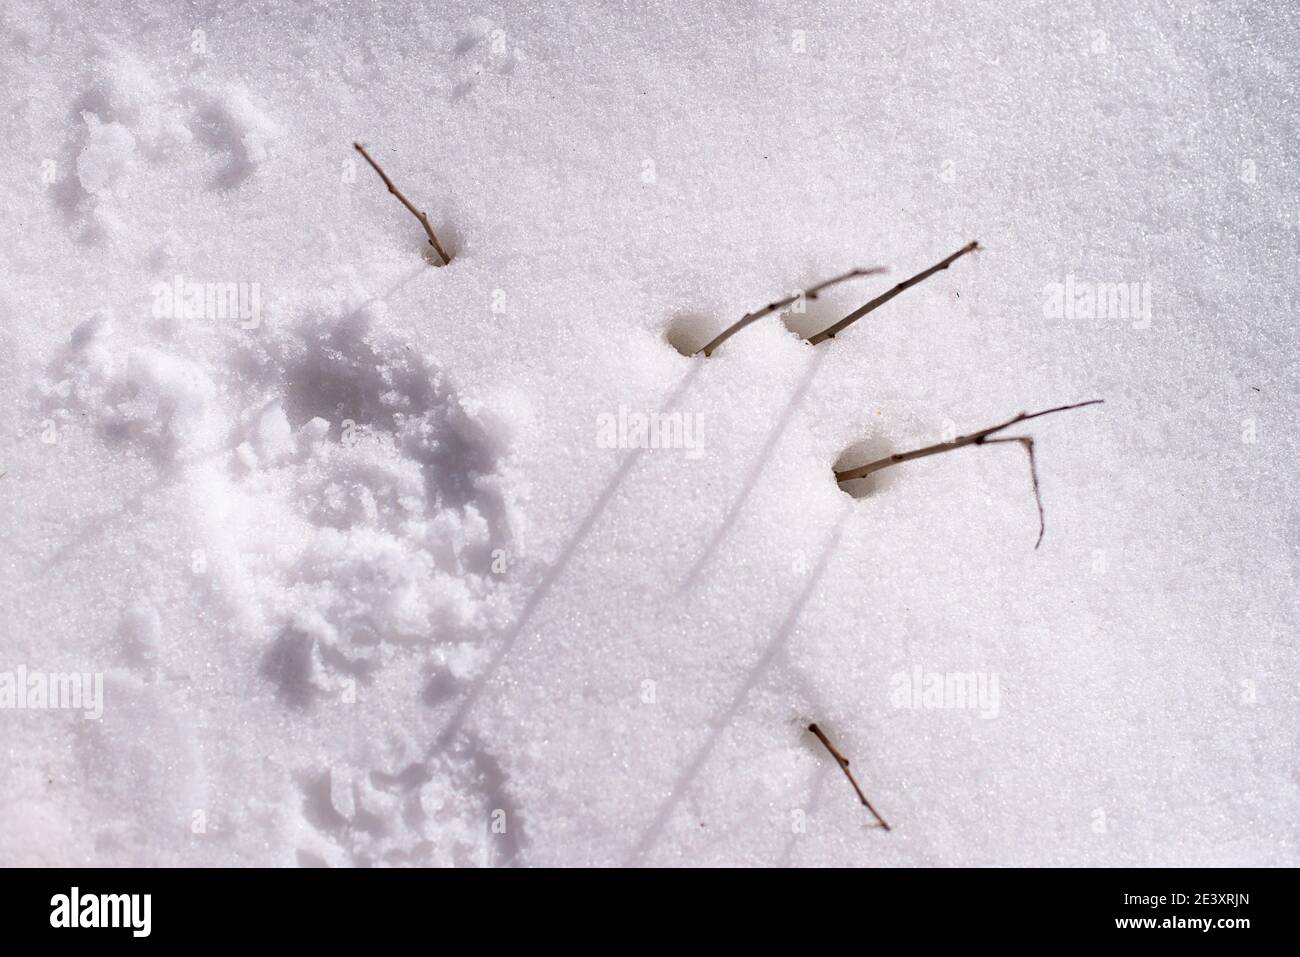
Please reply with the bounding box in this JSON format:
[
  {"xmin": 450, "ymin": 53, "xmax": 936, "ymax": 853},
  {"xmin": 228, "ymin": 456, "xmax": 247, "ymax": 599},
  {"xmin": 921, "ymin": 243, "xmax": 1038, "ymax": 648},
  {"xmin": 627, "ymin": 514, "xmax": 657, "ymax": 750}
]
[
  {"xmin": 38, "ymin": 286, "xmax": 529, "ymax": 865},
  {"xmin": 53, "ymin": 46, "xmax": 279, "ymax": 239}
]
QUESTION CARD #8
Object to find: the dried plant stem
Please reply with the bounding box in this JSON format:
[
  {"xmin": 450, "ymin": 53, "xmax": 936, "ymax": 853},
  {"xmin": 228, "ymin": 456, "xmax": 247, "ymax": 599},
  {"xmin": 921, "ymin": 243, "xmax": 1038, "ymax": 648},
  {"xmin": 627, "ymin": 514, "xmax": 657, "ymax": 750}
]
[
  {"xmin": 805, "ymin": 241, "xmax": 979, "ymax": 345},
  {"xmin": 835, "ymin": 399, "xmax": 1104, "ymax": 548},
  {"xmin": 696, "ymin": 268, "xmax": 886, "ymax": 357},
  {"xmin": 808, "ymin": 723, "xmax": 890, "ymax": 830},
  {"xmin": 353, "ymin": 142, "xmax": 451, "ymax": 265}
]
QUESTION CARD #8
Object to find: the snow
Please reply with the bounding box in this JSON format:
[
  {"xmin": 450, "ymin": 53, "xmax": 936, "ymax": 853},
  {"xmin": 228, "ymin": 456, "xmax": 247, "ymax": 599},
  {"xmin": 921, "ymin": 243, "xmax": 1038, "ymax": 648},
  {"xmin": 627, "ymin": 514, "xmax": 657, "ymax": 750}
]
[
  {"xmin": 1, "ymin": 1, "xmax": 1296, "ymax": 866},
  {"xmin": 75, "ymin": 113, "xmax": 136, "ymax": 195}
]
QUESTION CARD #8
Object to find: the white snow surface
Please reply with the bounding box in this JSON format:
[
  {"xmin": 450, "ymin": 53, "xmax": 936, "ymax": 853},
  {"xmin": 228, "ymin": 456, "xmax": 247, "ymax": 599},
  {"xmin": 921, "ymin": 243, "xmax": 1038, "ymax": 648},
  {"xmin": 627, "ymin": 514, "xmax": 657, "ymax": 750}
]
[{"xmin": 1, "ymin": 1, "xmax": 1297, "ymax": 866}]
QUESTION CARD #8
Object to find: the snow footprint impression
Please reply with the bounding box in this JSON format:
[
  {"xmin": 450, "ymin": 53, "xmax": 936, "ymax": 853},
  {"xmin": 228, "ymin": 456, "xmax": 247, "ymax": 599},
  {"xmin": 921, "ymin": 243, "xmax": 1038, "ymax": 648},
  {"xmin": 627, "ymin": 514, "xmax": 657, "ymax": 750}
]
[
  {"xmin": 45, "ymin": 291, "xmax": 527, "ymax": 865},
  {"xmin": 244, "ymin": 295, "xmax": 527, "ymax": 866},
  {"xmin": 39, "ymin": 49, "xmax": 527, "ymax": 864}
]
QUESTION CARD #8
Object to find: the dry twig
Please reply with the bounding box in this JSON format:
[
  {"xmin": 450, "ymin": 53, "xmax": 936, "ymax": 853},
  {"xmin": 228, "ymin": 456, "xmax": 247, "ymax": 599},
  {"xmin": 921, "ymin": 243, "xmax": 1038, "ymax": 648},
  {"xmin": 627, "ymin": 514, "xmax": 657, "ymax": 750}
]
[
  {"xmin": 808, "ymin": 723, "xmax": 890, "ymax": 830},
  {"xmin": 696, "ymin": 268, "xmax": 886, "ymax": 357},
  {"xmin": 805, "ymin": 241, "xmax": 978, "ymax": 345},
  {"xmin": 835, "ymin": 399, "xmax": 1104, "ymax": 548},
  {"xmin": 353, "ymin": 142, "xmax": 451, "ymax": 265}
]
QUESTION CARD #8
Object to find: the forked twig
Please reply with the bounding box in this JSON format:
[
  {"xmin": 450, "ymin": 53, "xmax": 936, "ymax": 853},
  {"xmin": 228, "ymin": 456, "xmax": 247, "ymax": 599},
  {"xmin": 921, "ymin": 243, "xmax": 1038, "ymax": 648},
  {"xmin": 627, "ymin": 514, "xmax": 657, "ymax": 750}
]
[
  {"xmin": 353, "ymin": 142, "xmax": 451, "ymax": 265},
  {"xmin": 808, "ymin": 723, "xmax": 890, "ymax": 831},
  {"xmin": 805, "ymin": 241, "xmax": 979, "ymax": 345},
  {"xmin": 835, "ymin": 399, "xmax": 1104, "ymax": 548},
  {"xmin": 697, "ymin": 268, "xmax": 886, "ymax": 357}
]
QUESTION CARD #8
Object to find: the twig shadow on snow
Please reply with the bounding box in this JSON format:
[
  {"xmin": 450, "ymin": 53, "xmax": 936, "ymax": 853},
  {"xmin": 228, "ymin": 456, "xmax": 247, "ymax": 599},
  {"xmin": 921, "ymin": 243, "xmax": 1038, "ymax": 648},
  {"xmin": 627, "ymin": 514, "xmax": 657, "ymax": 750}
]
[
  {"xmin": 675, "ymin": 346, "xmax": 827, "ymax": 596},
  {"xmin": 428, "ymin": 360, "xmax": 708, "ymax": 749},
  {"xmin": 627, "ymin": 513, "xmax": 848, "ymax": 864}
]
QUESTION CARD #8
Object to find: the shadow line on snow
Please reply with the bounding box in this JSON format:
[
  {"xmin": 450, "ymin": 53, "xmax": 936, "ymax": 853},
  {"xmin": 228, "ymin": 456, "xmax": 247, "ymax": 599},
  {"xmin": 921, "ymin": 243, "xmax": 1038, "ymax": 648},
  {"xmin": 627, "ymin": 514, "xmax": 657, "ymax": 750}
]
[
  {"xmin": 626, "ymin": 509, "xmax": 848, "ymax": 864},
  {"xmin": 431, "ymin": 359, "xmax": 708, "ymax": 752},
  {"xmin": 674, "ymin": 346, "xmax": 827, "ymax": 597}
]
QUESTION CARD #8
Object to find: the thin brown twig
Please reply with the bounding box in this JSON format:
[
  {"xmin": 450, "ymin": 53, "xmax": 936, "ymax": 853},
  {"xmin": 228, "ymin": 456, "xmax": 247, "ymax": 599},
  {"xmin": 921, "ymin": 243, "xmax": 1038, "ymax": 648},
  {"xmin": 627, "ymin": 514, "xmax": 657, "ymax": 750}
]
[
  {"xmin": 805, "ymin": 241, "xmax": 979, "ymax": 345},
  {"xmin": 807, "ymin": 723, "xmax": 891, "ymax": 831},
  {"xmin": 353, "ymin": 142, "xmax": 451, "ymax": 265},
  {"xmin": 982, "ymin": 436, "xmax": 1044, "ymax": 547},
  {"xmin": 834, "ymin": 399, "xmax": 1104, "ymax": 548},
  {"xmin": 696, "ymin": 267, "xmax": 887, "ymax": 357}
]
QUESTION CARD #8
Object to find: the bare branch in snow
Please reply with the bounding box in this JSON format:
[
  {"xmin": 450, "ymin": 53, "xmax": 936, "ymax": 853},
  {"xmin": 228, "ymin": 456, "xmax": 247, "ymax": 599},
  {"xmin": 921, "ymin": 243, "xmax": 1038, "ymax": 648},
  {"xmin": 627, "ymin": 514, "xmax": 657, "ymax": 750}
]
[
  {"xmin": 696, "ymin": 267, "xmax": 886, "ymax": 357},
  {"xmin": 834, "ymin": 399, "xmax": 1104, "ymax": 548},
  {"xmin": 980, "ymin": 436, "xmax": 1044, "ymax": 547},
  {"xmin": 805, "ymin": 241, "xmax": 979, "ymax": 345},
  {"xmin": 353, "ymin": 142, "xmax": 451, "ymax": 266},
  {"xmin": 808, "ymin": 723, "xmax": 891, "ymax": 831}
]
